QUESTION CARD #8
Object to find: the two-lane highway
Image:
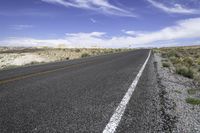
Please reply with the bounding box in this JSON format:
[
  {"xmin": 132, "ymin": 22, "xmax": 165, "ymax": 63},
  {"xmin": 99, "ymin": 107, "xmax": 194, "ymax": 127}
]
[{"xmin": 0, "ymin": 49, "xmax": 157, "ymax": 133}]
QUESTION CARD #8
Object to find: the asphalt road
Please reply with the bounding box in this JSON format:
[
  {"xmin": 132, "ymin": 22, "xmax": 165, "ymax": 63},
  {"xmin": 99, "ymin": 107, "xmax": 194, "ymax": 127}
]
[{"xmin": 0, "ymin": 49, "xmax": 160, "ymax": 133}]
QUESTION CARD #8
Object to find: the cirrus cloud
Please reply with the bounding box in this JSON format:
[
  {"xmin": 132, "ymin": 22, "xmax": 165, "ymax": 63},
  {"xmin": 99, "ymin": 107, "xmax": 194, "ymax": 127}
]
[
  {"xmin": 41, "ymin": 0, "xmax": 136, "ymax": 17},
  {"xmin": 147, "ymin": 0, "xmax": 199, "ymax": 14}
]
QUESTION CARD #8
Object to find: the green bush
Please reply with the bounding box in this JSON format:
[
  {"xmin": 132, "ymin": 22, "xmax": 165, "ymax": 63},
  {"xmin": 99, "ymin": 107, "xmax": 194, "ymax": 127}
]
[
  {"xmin": 81, "ymin": 53, "xmax": 90, "ymax": 58},
  {"xmin": 183, "ymin": 57, "xmax": 193, "ymax": 67},
  {"xmin": 176, "ymin": 65, "xmax": 194, "ymax": 79},
  {"xmin": 186, "ymin": 98, "xmax": 200, "ymax": 105},
  {"xmin": 162, "ymin": 62, "xmax": 170, "ymax": 68},
  {"xmin": 197, "ymin": 58, "xmax": 200, "ymax": 65},
  {"xmin": 170, "ymin": 56, "xmax": 181, "ymax": 65},
  {"xmin": 167, "ymin": 50, "xmax": 180, "ymax": 57}
]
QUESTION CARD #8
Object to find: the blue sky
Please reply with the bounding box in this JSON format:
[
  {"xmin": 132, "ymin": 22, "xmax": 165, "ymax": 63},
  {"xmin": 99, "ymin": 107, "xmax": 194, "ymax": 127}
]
[{"xmin": 0, "ymin": 0, "xmax": 200, "ymax": 48}]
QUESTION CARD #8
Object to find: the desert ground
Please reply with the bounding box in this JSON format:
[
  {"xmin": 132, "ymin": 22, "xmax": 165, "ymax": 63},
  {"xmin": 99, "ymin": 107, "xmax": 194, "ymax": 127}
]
[{"xmin": 0, "ymin": 47, "xmax": 130, "ymax": 70}]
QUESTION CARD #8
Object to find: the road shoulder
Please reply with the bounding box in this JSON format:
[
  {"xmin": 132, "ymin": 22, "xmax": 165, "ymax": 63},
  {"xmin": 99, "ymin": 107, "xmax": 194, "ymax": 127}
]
[{"xmin": 154, "ymin": 53, "xmax": 200, "ymax": 132}]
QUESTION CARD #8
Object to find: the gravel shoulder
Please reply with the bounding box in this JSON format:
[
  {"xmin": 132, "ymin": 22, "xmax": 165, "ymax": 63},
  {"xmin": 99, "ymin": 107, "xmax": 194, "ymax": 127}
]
[{"xmin": 154, "ymin": 53, "xmax": 200, "ymax": 132}]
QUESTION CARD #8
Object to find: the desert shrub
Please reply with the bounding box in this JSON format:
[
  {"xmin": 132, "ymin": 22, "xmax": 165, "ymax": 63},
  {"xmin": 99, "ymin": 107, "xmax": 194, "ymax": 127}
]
[
  {"xmin": 170, "ymin": 56, "xmax": 181, "ymax": 65},
  {"xmin": 183, "ymin": 57, "xmax": 193, "ymax": 67},
  {"xmin": 30, "ymin": 61, "xmax": 40, "ymax": 65},
  {"xmin": 167, "ymin": 50, "xmax": 180, "ymax": 57},
  {"xmin": 161, "ymin": 53, "xmax": 168, "ymax": 58},
  {"xmin": 176, "ymin": 65, "xmax": 194, "ymax": 79},
  {"xmin": 108, "ymin": 50, "xmax": 114, "ymax": 54},
  {"xmin": 186, "ymin": 98, "xmax": 200, "ymax": 105},
  {"xmin": 162, "ymin": 59, "xmax": 168, "ymax": 62},
  {"xmin": 75, "ymin": 49, "xmax": 81, "ymax": 53},
  {"xmin": 92, "ymin": 51, "xmax": 96, "ymax": 54},
  {"xmin": 81, "ymin": 53, "xmax": 90, "ymax": 58},
  {"xmin": 115, "ymin": 49, "xmax": 122, "ymax": 52},
  {"xmin": 162, "ymin": 62, "xmax": 170, "ymax": 68},
  {"xmin": 153, "ymin": 49, "xmax": 160, "ymax": 53},
  {"xmin": 194, "ymin": 73, "xmax": 200, "ymax": 82},
  {"xmin": 194, "ymin": 54, "xmax": 199, "ymax": 58},
  {"xmin": 197, "ymin": 58, "xmax": 200, "ymax": 65},
  {"xmin": 184, "ymin": 68, "xmax": 194, "ymax": 79}
]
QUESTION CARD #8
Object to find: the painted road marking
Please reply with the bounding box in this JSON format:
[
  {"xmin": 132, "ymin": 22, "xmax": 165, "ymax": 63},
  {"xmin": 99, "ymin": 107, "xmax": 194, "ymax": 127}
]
[
  {"xmin": 0, "ymin": 61, "xmax": 97, "ymax": 85},
  {"xmin": 103, "ymin": 50, "xmax": 151, "ymax": 133}
]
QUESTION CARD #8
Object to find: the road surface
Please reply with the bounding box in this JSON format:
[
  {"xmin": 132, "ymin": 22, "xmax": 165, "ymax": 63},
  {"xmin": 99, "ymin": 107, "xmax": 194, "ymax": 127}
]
[{"xmin": 0, "ymin": 49, "xmax": 161, "ymax": 132}]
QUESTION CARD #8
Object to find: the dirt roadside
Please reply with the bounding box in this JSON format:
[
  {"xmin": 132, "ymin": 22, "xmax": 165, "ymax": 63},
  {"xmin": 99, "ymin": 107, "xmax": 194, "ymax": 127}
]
[
  {"xmin": 0, "ymin": 47, "xmax": 130, "ymax": 70},
  {"xmin": 154, "ymin": 53, "xmax": 200, "ymax": 132}
]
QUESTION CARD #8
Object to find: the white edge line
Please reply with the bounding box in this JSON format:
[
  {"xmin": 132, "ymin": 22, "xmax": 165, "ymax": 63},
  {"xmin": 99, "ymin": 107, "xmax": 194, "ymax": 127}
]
[{"xmin": 103, "ymin": 50, "xmax": 151, "ymax": 133}]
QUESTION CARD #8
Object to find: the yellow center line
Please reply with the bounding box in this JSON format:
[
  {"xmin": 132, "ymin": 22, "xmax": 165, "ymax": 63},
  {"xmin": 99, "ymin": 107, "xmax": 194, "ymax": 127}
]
[{"xmin": 0, "ymin": 61, "xmax": 96, "ymax": 85}]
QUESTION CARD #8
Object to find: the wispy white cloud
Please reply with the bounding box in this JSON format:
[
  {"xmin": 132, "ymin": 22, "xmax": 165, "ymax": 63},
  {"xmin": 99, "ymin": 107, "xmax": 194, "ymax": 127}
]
[
  {"xmin": 121, "ymin": 30, "xmax": 146, "ymax": 36},
  {"xmin": 147, "ymin": 0, "xmax": 199, "ymax": 14},
  {"xmin": 41, "ymin": 0, "xmax": 136, "ymax": 17},
  {"xmin": 90, "ymin": 18, "xmax": 96, "ymax": 23},
  {"xmin": 65, "ymin": 32, "xmax": 106, "ymax": 38},
  {"xmin": 1, "ymin": 17, "xmax": 200, "ymax": 48},
  {"xmin": 9, "ymin": 25, "xmax": 33, "ymax": 30}
]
